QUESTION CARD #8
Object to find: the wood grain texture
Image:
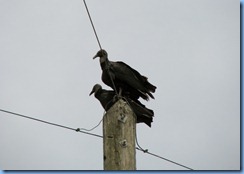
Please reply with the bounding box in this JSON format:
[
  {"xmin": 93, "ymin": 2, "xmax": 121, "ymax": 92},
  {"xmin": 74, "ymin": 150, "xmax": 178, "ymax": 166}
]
[{"xmin": 103, "ymin": 99, "xmax": 136, "ymax": 170}]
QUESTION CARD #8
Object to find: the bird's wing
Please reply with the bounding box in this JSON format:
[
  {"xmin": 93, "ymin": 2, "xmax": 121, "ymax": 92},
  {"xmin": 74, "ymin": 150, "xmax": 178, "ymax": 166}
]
[
  {"xmin": 110, "ymin": 61, "xmax": 145, "ymax": 91},
  {"xmin": 128, "ymin": 99, "xmax": 154, "ymax": 117},
  {"xmin": 97, "ymin": 90, "xmax": 116, "ymax": 111},
  {"xmin": 116, "ymin": 61, "xmax": 146, "ymax": 81},
  {"xmin": 115, "ymin": 62, "xmax": 156, "ymax": 93}
]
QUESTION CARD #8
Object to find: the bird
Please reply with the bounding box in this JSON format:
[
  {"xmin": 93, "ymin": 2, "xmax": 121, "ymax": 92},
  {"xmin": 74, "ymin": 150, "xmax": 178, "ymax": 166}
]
[
  {"xmin": 93, "ymin": 49, "xmax": 156, "ymax": 101},
  {"xmin": 89, "ymin": 84, "xmax": 154, "ymax": 127}
]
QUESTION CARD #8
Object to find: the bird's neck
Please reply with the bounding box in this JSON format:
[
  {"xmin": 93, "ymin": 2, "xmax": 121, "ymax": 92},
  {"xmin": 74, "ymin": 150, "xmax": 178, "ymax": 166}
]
[
  {"xmin": 94, "ymin": 88, "xmax": 103, "ymax": 99},
  {"xmin": 100, "ymin": 56, "xmax": 110, "ymax": 70}
]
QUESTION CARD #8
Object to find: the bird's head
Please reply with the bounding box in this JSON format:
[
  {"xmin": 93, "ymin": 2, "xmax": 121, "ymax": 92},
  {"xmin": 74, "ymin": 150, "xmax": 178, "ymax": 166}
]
[
  {"xmin": 93, "ymin": 49, "xmax": 108, "ymax": 59},
  {"xmin": 89, "ymin": 84, "xmax": 102, "ymax": 96}
]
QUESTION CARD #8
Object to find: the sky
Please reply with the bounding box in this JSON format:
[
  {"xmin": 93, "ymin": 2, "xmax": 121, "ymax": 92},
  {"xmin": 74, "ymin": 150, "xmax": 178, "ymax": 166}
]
[{"xmin": 0, "ymin": 0, "xmax": 240, "ymax": 170}]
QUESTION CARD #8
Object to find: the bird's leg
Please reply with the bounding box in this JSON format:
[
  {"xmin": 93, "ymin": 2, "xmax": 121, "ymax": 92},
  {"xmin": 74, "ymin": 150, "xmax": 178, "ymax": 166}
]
[
  {"xmin": 118, "ymin": 88, "xmax": 122, "ymax": 97},
  {"xmin": 113, "ymin": 88, "xmax": 122, "ymax": 102},
  {"xmin": 113, "ymin": 95, "xmax": 118, "ymax": 102}
]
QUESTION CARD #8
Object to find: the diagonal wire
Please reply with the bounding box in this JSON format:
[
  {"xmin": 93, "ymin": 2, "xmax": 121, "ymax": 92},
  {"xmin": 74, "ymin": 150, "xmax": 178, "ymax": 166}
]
[
  {"xmin": 82, "ymin": 0, "xmax": 119, "ymax": 96},
  {"xmin": 0, "ymin": 109, "xmax": 103, "ymax": 138},
  {"xmin": 136, "ymin": 147, "xmax": 194, "ymax": 170},
  {"xmin": 82, "ymin": 0, "xmax": 102, "ymax": 50},
  {"xmin": 0, "ymin": 108, "xmax": 193, "ymax": 170}
]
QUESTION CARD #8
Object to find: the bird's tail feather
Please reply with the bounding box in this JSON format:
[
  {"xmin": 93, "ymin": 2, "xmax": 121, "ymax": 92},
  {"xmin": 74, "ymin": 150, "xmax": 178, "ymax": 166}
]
[
  {"xmin": 148, "ymin": 92, "xmax": 155, "ymax": 99},
  {"xmin": 146, "ymin": 82, "xmax": 156, "ymax": 93},
  {"xmin": 141, "ymin": 76, "xmax": 156, "ymax": 93},
  {"xmin": 140, "ymin": 92, "xmax": 149, "ymax": 101}
]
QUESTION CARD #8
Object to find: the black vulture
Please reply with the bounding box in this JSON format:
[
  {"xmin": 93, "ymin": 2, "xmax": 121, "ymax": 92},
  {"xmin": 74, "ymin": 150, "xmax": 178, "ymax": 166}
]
[
  {"xmin": 93, "ymin": 49, "xmax": 156, "ymax": 101},
  {"xmin": 89, "ymin": 84, "xmax": 154, "ymax": 127}
]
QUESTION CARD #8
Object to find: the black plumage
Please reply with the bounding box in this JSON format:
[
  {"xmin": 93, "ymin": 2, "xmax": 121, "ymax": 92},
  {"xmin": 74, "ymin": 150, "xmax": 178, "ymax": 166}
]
[
  {"xmin": 89, "ymin": 84, "xmax": 154, "ymax": 127},
  {"xmin": 93, "ymin": 49, "xmax": 156, "ymax": 101}
]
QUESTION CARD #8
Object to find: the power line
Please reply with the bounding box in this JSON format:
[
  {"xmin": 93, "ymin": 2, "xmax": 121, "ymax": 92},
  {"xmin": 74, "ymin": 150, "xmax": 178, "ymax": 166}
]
[
  {"xmin": 82, "ymin": 0, "xmax": 119, "ymax": 96},
  {"xmin": 0, "ymin": 108, "xmax": 193, "ymax": 170},
  {"xmin": 0, "ymin": 109, "xmax": 102, "ymax": 138},
  {"xmin": 136, "ymin": 148, "xmax": 194, "ymax": 170},
  {"xmin": 82, "ymin": 0, "xmax": 102, "ymax": 50}
]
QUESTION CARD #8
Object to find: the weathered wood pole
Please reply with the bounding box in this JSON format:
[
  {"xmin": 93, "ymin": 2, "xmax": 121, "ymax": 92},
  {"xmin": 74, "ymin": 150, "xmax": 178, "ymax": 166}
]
[{"xmin": 103, "ymin": 99, "xmax": 136, "ymax": 170}]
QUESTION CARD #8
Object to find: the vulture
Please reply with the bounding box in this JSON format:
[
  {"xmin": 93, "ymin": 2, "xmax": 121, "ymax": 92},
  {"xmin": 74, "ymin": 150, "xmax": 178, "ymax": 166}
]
[
  {"xmin": 93, "ymin": 49, "xmax": 156, "ymax": 101},
  {"xmin": 89, "ymin": 84, "xmax": 154, "ymax": 127}
]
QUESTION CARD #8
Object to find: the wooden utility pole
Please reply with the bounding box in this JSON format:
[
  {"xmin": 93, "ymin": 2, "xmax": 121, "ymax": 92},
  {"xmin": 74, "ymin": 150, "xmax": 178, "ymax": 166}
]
[{"xmin": 103, "ymin": 99, "xmax": 136, "ymax": 170}]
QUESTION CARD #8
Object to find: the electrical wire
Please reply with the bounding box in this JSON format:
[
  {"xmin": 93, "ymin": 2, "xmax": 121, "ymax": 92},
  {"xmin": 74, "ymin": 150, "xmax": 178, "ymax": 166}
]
[
  {"xmin": 77, "ymin": 111, "xmax": 105, "ymax": 132},
  {"xmin": 82, "ymin": 0, "xmax": 102, "ymax": 50},
  {"xmin": 82, "ymin": 0, "xmax": 119, "ymax": 96},
  {"xmin": 0, "ymin": 108, "xmax": 193, "ymax": 170},
  {"xmin": 136, "ymin": 147, "xmax": 194, "ymax": 170},
  {"xmin": 0, "ymin": 109, "xmax": 103, "ymax": 138}
]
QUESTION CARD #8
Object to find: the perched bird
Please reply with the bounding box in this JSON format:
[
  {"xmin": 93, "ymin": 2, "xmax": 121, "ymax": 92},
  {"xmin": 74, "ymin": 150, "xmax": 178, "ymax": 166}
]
[
  {"xmin": 89, "ymin": 84, "xmax": 154, "ymax": 127},
  {"xmin": 93, "ymin": 49, "xmax": 156, "ymax": 101}
]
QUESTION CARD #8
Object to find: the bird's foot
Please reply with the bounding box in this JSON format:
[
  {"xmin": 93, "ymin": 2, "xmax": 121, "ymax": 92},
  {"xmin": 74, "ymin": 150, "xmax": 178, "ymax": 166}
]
[{"xmin": 113, "ymin": 94, "xmax": 122, "ymax": 102}]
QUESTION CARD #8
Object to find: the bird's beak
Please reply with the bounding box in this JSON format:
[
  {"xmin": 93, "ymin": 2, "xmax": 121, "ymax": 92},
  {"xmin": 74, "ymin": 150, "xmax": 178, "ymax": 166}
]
[
  {"xmin": 93, "ymin": 54, "xmax": 98, "ymax": 59},
  {"xmin": 89, "ymin": 89, "xmax": 95, "ymax": 96}
]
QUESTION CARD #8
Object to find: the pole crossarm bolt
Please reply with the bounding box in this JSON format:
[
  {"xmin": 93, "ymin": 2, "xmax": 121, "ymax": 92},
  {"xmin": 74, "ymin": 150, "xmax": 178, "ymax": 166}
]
[
  {"xmin": 119, "ymin": 139, "xmax": 127, "ymax": 148},
  {"xmin": 118, "ymin": 113, "xmax": 127, "ymax": 123}
]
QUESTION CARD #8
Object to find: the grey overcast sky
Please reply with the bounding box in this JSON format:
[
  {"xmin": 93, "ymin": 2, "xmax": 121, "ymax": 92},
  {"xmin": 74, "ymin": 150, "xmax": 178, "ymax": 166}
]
[{"xmin": 0, "ymin": 0, "xmax": 240, "ymax": 170}]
